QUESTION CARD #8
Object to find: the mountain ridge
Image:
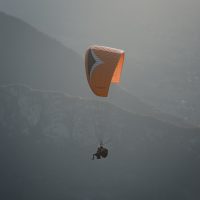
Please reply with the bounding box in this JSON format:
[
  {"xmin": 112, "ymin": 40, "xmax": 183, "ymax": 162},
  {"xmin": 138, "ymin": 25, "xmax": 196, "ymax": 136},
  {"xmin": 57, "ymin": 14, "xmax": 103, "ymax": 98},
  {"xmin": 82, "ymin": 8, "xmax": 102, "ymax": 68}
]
[
  {"xmin": 0, "ymin": 84, "xmax": 200, "ymax": 200},
  {"xmin": 0, "ymin": 11, "xmax": 195, "ymax": 129}
]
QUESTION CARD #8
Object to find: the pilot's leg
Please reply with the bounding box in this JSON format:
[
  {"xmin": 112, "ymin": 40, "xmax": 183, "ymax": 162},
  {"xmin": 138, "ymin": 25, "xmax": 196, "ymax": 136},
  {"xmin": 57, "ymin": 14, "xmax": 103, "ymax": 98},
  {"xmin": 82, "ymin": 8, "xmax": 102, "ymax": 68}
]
[{"xmin": 92, "ymin": 154, "xmax": 95, "ymax": 160}]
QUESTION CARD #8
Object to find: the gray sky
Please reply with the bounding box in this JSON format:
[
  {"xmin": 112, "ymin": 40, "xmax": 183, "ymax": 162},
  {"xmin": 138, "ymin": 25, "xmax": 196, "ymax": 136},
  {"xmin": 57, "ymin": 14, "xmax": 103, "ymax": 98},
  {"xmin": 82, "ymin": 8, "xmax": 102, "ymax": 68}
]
[
  {"xmin": 1, "ymin": 0, "xmax": 200, "ymax": 93},
  {"xmin": 1, "ymin": 0, "xmax": 199, "ymax": 51}
]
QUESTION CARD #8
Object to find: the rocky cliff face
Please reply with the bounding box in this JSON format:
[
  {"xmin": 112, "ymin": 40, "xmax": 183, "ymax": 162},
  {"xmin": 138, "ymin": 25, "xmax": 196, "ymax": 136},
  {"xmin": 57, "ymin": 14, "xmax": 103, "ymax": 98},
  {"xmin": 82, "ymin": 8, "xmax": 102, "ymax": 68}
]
[
  {"xmin": 0, "ymin": 85, "xmax": 126, "ymax": 146},
  {"xmin": 0, "ymin": 85, "xmax": 200, "ymax": 200}
]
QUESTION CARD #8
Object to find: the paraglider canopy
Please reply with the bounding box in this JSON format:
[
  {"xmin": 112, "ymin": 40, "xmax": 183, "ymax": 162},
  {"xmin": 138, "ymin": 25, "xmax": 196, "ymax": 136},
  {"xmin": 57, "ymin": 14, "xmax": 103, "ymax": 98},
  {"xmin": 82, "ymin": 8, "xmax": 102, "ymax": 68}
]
[{"xmin": 85, "ymin": 45, "xmax": 125, "ymax": 97}]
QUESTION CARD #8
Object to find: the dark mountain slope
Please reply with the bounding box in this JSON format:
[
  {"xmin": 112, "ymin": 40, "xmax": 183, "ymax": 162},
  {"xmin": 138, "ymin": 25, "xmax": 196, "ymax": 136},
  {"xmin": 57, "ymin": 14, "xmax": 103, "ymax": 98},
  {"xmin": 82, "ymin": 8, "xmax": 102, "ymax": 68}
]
[
  {"xmin": 0, "ymin": 11, "xmax": 87, "ymax": 96},
  {"xmin": 0, "ymin": 85, "xmax": 200, "ymax": 200}
]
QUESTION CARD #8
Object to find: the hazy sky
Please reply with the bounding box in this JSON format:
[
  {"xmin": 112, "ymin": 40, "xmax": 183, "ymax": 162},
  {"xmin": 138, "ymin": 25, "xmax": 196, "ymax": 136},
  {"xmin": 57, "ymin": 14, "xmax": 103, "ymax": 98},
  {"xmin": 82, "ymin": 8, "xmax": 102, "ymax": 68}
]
[
  {"xmin": 1, "ymin": 0, "xmax": 200, "ymax": 92},
  {"xmin": 0, "ymin": 0, "xmax": 199, "ymax": 51}
]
